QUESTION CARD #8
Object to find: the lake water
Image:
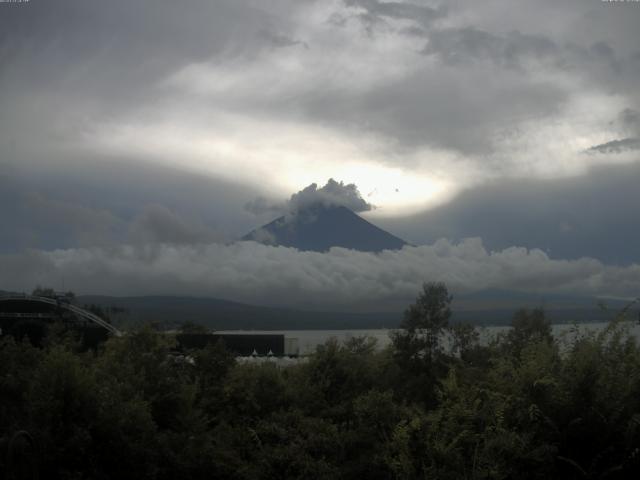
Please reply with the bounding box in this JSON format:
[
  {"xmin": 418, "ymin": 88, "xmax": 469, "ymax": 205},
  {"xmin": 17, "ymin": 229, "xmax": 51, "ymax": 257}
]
[{"xmin": 219, "ymin": 321, "xmax": 640, "ymax": 356}]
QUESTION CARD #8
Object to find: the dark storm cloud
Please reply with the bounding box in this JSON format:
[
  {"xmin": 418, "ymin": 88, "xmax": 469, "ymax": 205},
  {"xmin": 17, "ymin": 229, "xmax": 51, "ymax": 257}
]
[
  {"xmin": 128, "ymin": 204, "xmax": 225, "ymax": 245},
  {"xmin": 0, "ymin": 159, "xmax": 263, "ymax": 252},
  {"xmin": 589, "ymin": 40, "xmax": 621, "ymax": 72},
  {"xmin": 305, "ymin": 13, "xmax": 569, "ymax": 155},
  {"xmin": 260, "ymin": 30, "xmax": 308, "ymax": 49},
  {"xmin": 343, "ymin": 0, "xmax": 445, "ymax": 32},
  {"xmin": 346, "ymin": 0, "xmax": 632, "ymax": 79},
  {"xmin": 422, "ymin": 29, "xmax": 622, "ymax": 77},
  {"xmin": 325, "ymin": 1, "xmax": 640, "ymax": 156},
  {"xmin": 0, "ymin": 0, "xmax": 281, "ymax": 177},
  {"xmin": 349, "ymin": 67, "xmax": 565, "ymax": 155},
  {"xmin": 376, "ymin": 161, "xmax": 640, "ymax": 265},
  {"xmin": 345, "ymin": 0, "xmax": 444, "ymax": 23},
  {"xmin": 2, "ymin": 0, "xmax": 639, "ymax": 167},
  {"xmin": 0, "ymin": 0, "xmax": 273, "ymax": 84},
  {"xmin": 283, "ymin": 59, "xmax": 564, "ymax": 156},
  {"xmin": 422, "ymin": 28, "xmax": 561, "ymax": 70},
  {"xmin": 586, "ymin": 108, "xmax": 640, "ymax": 154},
  {"xmin": 253, "ymin": 3, "xmax": 636, "ymax": 159},
  {"xmin": 0, "ymin": 0, "xmax": 297, "ymax": 145},
  {"xmin": 0, "ymin": 170, "xmax": 124, "ymax": 251},
  {"xmin": 620, "ymin": 108, "xmax": 640, "ymax": 128},
  {"xmin": 585, "ymin": 138, "xmax": 640, "ymax": 154}
]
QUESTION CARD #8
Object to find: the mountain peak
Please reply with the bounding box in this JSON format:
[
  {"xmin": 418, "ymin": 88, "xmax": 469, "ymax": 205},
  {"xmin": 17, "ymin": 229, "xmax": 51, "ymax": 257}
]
[{"xmin": 242, "ymin": 204, "xmax": 407, "ymax": 252}]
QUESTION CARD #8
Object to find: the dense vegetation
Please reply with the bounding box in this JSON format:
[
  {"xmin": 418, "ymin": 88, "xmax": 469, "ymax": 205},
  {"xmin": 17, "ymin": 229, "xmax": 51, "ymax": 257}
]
[{"xmin": 1, "ymin": 283, "xmax": 639, "ymax": 479}]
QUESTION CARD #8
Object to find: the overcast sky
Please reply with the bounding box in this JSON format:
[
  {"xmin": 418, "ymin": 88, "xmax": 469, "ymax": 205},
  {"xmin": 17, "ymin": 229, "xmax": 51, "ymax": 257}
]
[{"xmin": 1, "ymin": 0, "xmax": 639, "ymax": 305}]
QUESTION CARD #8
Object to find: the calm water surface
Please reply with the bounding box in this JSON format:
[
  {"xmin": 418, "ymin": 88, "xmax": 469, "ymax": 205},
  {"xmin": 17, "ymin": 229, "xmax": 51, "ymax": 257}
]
[{"xmin": 219, "ymin": 322, "xmax": 640, "ymax": 356}]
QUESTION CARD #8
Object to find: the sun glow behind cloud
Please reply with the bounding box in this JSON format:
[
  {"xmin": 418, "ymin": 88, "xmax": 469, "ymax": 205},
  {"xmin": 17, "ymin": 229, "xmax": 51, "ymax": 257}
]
[
  {"xmin": 82, "ymin": 86, "xmax": 634, "ymax": 217},
  {"xmin": 16, "ymin": 0, "xmax": 634, "ymax": 222},
  {"xmin": 68, "ymin": 0, "xmax": 637, "ymax": 218},
  {"xmin": 84, "ymin": 111, "xmax": 457, "ymax": 215}
]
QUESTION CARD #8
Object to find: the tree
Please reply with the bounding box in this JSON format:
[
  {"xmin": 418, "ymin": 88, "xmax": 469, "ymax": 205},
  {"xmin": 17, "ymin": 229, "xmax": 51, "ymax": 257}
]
[
  {"xmin": 31, "ymin": 286, "xmax": 56, "ymax": 299},
  {"xmin": 449, "ymin": 322, "xmax": 480, "ymax": 362},
  {"xmin": 391, "ymin": 282, "xmax": 453, "ymax": 406},
  {"xmin": 394, "ymin": 282, "xmax": 452, "ymax": 361},
  {"xmin": 180, "ymin": 321, "xmax": 210, "ymax": 334},
  {"xmin": 404, "ymin": 282, "xmax": 452, "ymax": 331},
  {"xmin": 505, "ymin": 308, "xmax": 553, "ymax": 358}
]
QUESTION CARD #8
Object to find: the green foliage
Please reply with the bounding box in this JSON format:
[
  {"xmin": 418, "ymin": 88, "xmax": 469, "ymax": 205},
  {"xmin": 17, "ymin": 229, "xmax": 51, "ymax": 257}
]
[
  {"xmin": 399, "ymin": 281, "xmax": 452, "ymax": 336},
  {"xmin": 31, "ymin": 286, "xmax": 57, "ymax": 298},
  {"xmin": 179, "ymin": 321, "xmax": 210, "ymax": 334},
  {"xmin": 2, "ymin": 288, "xmax": 640, "ymax": 479},
  {"xmin": 503, "ymin": 308, "xmax": 553, "ymax": 358},
  {"xmin": 390, "ymin": 282, "xmax": 454, "ymax": 406}
]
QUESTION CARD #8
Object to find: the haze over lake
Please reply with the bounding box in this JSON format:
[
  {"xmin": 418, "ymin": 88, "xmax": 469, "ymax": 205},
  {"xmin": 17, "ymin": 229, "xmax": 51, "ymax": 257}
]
[{"xmin": 220, "ymin": 321, "xmax": 640, "ymax": 356}]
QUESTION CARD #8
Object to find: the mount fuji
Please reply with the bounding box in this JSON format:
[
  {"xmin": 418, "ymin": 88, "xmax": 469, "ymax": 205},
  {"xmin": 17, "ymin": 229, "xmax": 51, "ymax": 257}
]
[{"xmin": 242, "ymin": 204, "xmax": 408, "ymax": 252}]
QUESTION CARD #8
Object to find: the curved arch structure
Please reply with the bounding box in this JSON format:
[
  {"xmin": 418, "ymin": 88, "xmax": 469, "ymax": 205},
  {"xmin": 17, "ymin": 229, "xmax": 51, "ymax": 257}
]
[{"xmin": 0, "ymin": 294, "xmax": 122, "ymax": 337}]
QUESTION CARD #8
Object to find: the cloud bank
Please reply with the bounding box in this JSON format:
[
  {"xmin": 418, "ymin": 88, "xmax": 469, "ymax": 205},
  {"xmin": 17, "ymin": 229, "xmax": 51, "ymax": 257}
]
[
  {"xmin": 245, "ymin": 178, "xmax": 373, "ymax": 219},
  {"xmin": 2, "ymin": 239, "xmax": 638, "ymax": 311},
  {"xmin": 288, "ymin": 178, "xmax": 373, "ymax": 212}
]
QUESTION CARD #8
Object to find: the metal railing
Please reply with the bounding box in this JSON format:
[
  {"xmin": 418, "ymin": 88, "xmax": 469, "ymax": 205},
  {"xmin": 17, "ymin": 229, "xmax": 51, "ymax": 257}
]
[
  {"xmin": 0, "ymin": 312, "xmax": 58, "ymax": 319},
  {"xmin": 0, "ymin": 294, "xmax": 122, "ymax": 337}
]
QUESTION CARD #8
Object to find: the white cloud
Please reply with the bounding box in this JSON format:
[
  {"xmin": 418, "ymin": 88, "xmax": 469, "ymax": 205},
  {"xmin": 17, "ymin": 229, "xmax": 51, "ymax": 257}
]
[
  {"xmin": 288, "ymin": 178, "xmax": 373, "ymax": 212},
  {"xmin": 2, "ymin": 239, "xmax": 638, "ymax": 311}
]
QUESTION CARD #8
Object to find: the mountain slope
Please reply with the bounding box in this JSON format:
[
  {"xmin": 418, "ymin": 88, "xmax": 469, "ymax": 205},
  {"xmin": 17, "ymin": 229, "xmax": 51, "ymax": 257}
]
[
  {"xmin": 242, "ymin": 205, "xmax": 408, "ymax": 252},
  {"xmin": 75, "ymin": 292, "xmax": 635, "ymax": 330},
  {"xmin": 77, "ymin": 294, "xmax": 400, "ymax": 330}
]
